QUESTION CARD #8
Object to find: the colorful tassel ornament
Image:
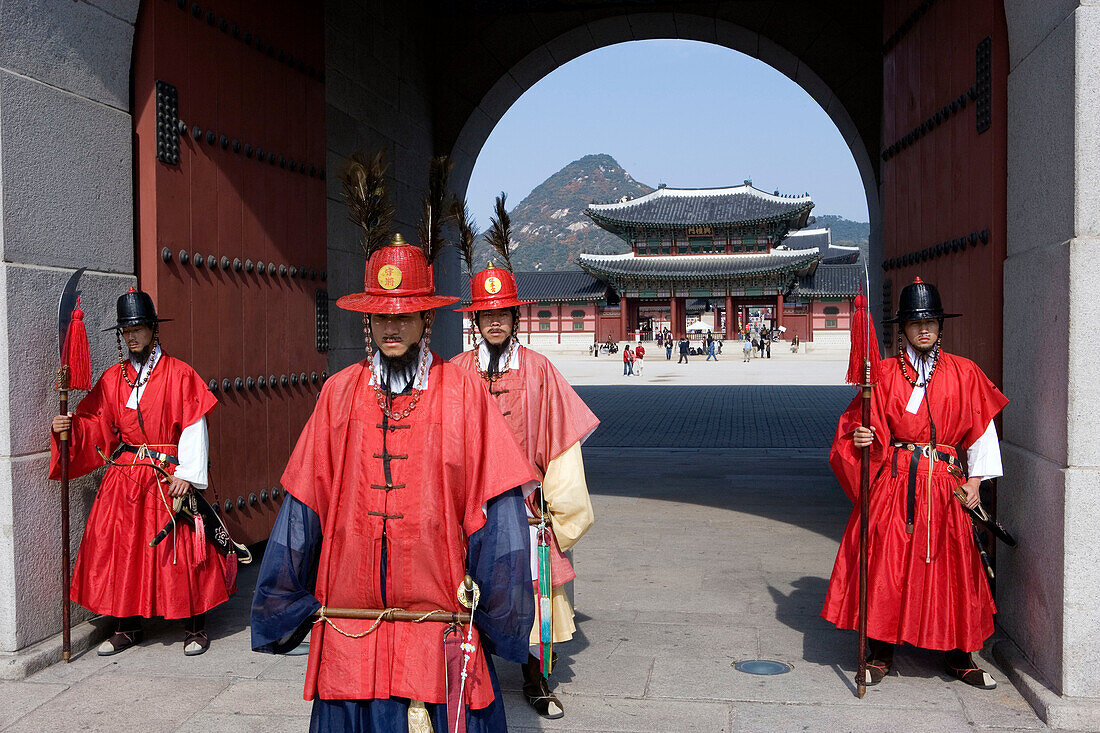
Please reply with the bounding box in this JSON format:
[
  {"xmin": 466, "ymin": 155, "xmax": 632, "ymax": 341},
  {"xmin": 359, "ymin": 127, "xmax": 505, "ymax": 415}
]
[
  {"xmin": 193, "ymin": 511, "xmax": 207, "ymax": 566},
  {"xmin": 845, "ymin": 289, "xmax": 881, "ymax": 385},
  {"xmin": 62, "ymin": 298, "xmax": 92, "ymax": 391}
]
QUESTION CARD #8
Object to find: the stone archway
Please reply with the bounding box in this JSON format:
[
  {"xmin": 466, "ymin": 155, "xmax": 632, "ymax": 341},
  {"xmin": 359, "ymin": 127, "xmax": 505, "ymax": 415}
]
[{"xmin": 430, "ymin": 9, "xmax": 884, "ymax": 358}]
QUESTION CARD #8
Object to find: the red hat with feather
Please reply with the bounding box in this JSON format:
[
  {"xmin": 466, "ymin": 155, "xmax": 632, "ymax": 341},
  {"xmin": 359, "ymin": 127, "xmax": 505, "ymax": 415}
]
[
  {"xmin": 454, "ymin": 263, "xmax": 534, "ymax": 312},
  {"xmin": 336, "ymin": 233, "xmax": 459, "ymax": 314}
]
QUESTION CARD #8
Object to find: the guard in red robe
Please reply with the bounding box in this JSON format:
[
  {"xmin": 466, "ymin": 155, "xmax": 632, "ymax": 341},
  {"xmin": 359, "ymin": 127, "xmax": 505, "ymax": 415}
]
[
  {"xmin": 49, "ymin": 289, "xmax": 229, "ymax": 656},
  {"xmin": 822, "ymin": 278, "xmax": 1008, "ymax": 689},
  {"xmin": 453, "ymin": 265, "xmax": 599, "ymax": 720},
  {"xmin": 251, "ymin": 235, "xmax": 537, "ymax": 733}
]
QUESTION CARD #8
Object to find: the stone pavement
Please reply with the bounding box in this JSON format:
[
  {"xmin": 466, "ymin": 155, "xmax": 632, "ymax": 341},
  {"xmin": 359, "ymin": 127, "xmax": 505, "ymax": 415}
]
[
  {"xmin": 0, "ymin": 373, "xmax": 1049, "ymax": 731},
  {"xmin": 550, "ymin": 340, "xmax": 849, "ymax": 387}
]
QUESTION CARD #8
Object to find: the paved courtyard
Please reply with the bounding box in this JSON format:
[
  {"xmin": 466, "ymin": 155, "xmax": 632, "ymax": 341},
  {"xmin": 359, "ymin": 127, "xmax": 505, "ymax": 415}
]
[{"xmin": 0, "ymin": 352, "xmax": 1047, "ymax": 731}]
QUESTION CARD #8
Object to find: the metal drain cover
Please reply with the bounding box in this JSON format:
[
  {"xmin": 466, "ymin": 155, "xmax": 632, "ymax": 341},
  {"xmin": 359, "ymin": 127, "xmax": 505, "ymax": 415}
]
[{"xmin": 734, "ymin": 659, "xmax": 792, "ymax": 675}]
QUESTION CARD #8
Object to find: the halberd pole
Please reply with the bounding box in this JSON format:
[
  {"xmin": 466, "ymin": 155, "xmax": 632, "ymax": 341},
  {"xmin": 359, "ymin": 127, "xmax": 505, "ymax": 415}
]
[
  {"xmin": 857, "ymin": 358, "xmax": 872, "ymax": 698},
  {"xmin": 57, "ymin": 366, "xmax": 72, "ymax": 662},
  {"xmin": 55, "ymin": 267, "xmax": 86, "ymax": 662}
]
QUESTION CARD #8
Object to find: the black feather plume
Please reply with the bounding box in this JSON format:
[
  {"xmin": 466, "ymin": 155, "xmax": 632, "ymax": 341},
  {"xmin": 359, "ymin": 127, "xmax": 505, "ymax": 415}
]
[
  {"xmin": 416, "ymin": 156, "xmax": 454, "ymax": 264},
  {"xmin": 341, "ymin": 151, "xmax": 393, "ymax": 258},
  {"xmin": 450, "ymin": 199, "xmax": 478, "ymax": 279},
  {"xmin": 485, "ymin": 192, "xmax": 514, "ymax": 272}
]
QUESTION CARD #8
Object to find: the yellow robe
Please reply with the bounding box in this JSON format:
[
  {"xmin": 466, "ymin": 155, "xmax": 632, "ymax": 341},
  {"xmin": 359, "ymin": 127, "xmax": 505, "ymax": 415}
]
[{"xmin": 529, "ymin": 440, "xmax": 594, "ymax": 645}]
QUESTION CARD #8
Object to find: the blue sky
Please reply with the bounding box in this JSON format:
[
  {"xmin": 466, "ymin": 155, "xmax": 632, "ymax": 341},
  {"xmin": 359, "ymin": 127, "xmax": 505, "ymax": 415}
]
[{"xmin": 465, "ymin": 39, "xmax": 869, "ymax": 228}]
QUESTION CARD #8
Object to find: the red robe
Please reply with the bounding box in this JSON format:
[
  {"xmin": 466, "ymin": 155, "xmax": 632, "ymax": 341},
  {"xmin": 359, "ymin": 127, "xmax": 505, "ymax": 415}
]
[
  {"xmin": 48, "ymin": 356, "xmax": 227, "ymax": 619},
  {"xmin": 821, "ymin": 351, "xmax": 1008, "ymax": 651},
  {"xmin": 450, "ymin": 346, "xmax": 599, "ymax": 589},
  {"xmin": 282, "ymin": 356, "xmax": 537, "ymax": 707}
]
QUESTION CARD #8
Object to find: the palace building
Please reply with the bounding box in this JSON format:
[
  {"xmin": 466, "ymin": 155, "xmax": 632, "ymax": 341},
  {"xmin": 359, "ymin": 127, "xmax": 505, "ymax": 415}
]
[
  {"xmin": 575, "ymin": 182, "xmax": 864, "ymax": 344},
  {"xmin": 461, "ymin": 184, "xmax": 864, "ymax": 347}
]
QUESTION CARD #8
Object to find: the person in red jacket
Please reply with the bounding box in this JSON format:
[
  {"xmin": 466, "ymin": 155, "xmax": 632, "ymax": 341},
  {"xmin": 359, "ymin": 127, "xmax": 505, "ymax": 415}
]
[
  {"xmin": 251, "ymin": 235, "xmax": 536, "ymax": 733},
  {"xmin": 634, "ymin": 344, "xmax": 646, "ymax": 377},
  {"xmin": 50, "ymin": 289, "xmax": 229, "ymax": 656},
  {"xmin": 453, "ymin": 264, "xmax": 598, "ymax": 719},
  {"xmin": 822, "ymin": 278, "xmax": 1007, "ymax": 690}
]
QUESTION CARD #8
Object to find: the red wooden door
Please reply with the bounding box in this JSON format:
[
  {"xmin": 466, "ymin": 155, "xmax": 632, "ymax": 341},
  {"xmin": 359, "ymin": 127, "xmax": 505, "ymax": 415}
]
[
  {"xmin": 132, "ymin": 0, "xmax": 327, "ymax": 544},
  {"xmin": 880, "ymin": 0, "xmax": 1008, "ymax": 386}
]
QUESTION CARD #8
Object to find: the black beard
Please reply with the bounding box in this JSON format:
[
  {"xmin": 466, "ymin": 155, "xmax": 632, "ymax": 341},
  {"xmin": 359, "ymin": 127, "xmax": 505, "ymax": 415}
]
[
  {"xmin": 910, "ymin": 340, "xmax": 937, "ymax": 358},
  {"xmin": 484, "ymin": 336, "xmax": 512, "ymax": 377},
  {"xmin": 129, "ymin": 345, "xmax": 153, "ymax": 364},
  {"xmin": 378, "ymin": 341, "xmax": 421, "ymax": 392}
]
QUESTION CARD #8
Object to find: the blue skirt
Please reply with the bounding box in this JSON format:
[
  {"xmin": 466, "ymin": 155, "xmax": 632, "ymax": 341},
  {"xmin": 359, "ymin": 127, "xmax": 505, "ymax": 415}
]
[{"xmin": 309, "ymin": 655, "xmax": 507, "ymax": 733}]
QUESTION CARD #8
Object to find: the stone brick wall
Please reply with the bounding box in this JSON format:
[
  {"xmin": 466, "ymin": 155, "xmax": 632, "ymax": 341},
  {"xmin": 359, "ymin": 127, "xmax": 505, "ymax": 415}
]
[
  {"xmin": 323, "ymin": 0, "xmax": 455, "ymax": 368},
  {"xmin": 0, "ymin": 0, "xmax": 140, "ymax": 652},
  {"xmin": 1001, "ymin": 0, "xmax": 1100, "ymax": 705}
]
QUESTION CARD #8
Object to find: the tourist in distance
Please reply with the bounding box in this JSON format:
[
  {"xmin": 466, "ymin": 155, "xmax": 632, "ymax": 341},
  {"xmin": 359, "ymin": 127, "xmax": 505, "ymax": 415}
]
[
  {"xmin": 665, "ymin": 335, "xmax": 674, "ymax": 360},
  {"xmin": 622, "ymin": 344, "xmax": 634, "ymax": 376},
  {"xmin": 822, "ymin": 277, "xmax": 1008, "ymax": 690},
  {"xmin": 50, "ymin": 289, "xmax": 234, "ymax": 657},
  {"xmin": 678, "ymin": 335, "xmax": 690, "ymax": 363},
  {"xmin": 634, "ymin": 343, "xmax": 646, "ymax": 376},
  {"xmin": 251, "ymin": 231, "xmax": 536, "ymax": 729},
  {"xmin": 742, "ymin": 337, "xmax": 754, "ymax": 362},
  {"xmin": 706, "ymin": 336, "xmax": 718, "ymax": 361},
  {"xmin": 452, "ymin": 209, "xmax": 598, "ymax": 720}
]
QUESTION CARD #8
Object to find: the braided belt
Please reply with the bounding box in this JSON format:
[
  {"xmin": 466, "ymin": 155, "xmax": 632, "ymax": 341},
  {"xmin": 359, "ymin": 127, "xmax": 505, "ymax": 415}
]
[
  {"xmin": 890, "ymin": 441, "xmax": 964, "ymax": 555},
  {"xmin": 115, "ymin": 442, "xmax": 179, "ymax": 466},
  {"xmin": 313, "ymin": 607, "xmax": 471, "ymax": 638}
]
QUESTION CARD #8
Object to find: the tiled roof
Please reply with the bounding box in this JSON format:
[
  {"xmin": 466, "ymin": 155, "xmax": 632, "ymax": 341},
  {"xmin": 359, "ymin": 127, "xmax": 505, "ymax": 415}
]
[
  {"xmin": 576, "ymin": 250, "xmax": 819, "ymax": 282},
  {"xmin": 823, "ymin": 247, "xmax": 860, "ymax": 264},
  {"xmin": 780, "ymin": 228, "xmax": 862, "ymax": 263},
  {"xmin": 585, "ymin": 184, "xmax": 814, "ymax": 229},
  {"xmin": 791, "ymin": 263, "xmax": 864, "ymax": 297},
  {"xmin": 779, "ymin": 227, "xmax": 830, "ymax": 252},
  {"xmin": 458, "ymin": 271, "xmax": 607, "ymax": 305}
]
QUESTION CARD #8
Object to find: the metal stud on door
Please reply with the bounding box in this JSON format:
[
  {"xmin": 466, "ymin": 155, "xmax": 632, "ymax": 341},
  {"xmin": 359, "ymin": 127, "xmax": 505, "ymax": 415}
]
[{"xmin": 133, "ymin": 0, "xmax": 327, "ymax": 544}]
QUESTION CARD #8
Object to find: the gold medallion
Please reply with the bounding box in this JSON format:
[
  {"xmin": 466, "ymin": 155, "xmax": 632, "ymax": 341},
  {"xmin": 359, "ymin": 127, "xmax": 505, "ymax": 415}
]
[
  {"xmin": 377, "ymin": 264, "xmax": 403, "ymax": 290},
  {"xmin": 484, "ymin": 276, "xmax": 502, "ymax": 295}
]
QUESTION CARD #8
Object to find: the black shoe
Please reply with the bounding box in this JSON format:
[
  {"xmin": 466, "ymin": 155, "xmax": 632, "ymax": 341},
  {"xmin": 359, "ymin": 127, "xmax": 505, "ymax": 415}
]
[
  {"xmin": 944, "ymin": 649, "xmax": 997, "ymax": 689},
  {"xmin": 946, "ymin": 664, "xmax": 997, "ymax": 689},
  {"xmin": 183, "ymin": 629, "xmax": 210, "ymax": 656},
  {"xmin": 862, "ymin": 640, "xmax": 894, "ymax": 685},
  {"xmin": 523, "ymin": 676, "xmax": 564, "ymax": 719},
  {"xmin": 862, "ymin": 659, "xmax": 891, "ymax": 685},
  {"xmin": 97, "ymin": 629, "xmax": 142, "ymax": 656},
  {"xmin": 945, "ymin": 660, "xmax": 996, "ymax": 689}
]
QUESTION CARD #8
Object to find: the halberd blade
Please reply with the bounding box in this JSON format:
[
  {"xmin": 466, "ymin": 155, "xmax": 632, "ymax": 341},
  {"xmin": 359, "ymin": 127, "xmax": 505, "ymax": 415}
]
[{"xmin": 57, "ymin": 268, "xmax": 86, "ymax": 358}]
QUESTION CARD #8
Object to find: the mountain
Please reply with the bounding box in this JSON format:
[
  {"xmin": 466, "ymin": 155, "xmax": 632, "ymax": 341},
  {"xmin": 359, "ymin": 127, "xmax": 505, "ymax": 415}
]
[
  {"xmin": 490, "ymin": 154, "xmax": 653, "ymax": 271},
  {"xmin": 483, "ymin": 154, "xmax": 870, "ymax": 271},
  {"xmin": 813, "ymin": 214, "xmax": 870, "ymax": 262}
]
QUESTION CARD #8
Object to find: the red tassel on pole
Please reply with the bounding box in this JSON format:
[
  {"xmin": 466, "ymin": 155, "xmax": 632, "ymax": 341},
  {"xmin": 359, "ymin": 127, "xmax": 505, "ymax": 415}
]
[
  {"xmin": 61, "ymin": 298, "xmax": 92, "ymax": 391},
  {"xmin": 846, "ymin": 289, "xmax": 881, "ymax": 385},
  {"xmin": 193, "ymin": 512, "xmax": 207, "ymax": 566}
]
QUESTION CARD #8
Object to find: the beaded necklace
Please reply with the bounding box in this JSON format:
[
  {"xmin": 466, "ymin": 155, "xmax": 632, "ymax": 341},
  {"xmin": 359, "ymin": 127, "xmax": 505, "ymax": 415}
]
[
  {"xmin": 120, "ymin": 342, "xmax": 159, "ymax": 389},
  {"xmin": 475, "ymin": 337, "xmax": 517, "ymax": 384},
  {"xmin": 898, "ymin": 336, "xmax": 941, "ymax": 388},
  {"xmin": 368, "ymin": 333, "xmax": 431, "ymax": 421}
]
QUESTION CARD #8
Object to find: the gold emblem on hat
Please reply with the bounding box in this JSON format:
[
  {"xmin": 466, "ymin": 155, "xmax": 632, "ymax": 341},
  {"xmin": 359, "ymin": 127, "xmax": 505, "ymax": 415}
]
[
  {"xmin": 484, "ymin": 276, "xmax": 502, "ymax": 295},
  {"xmin": 378, "ymin": 264, "xmax": 403, "ymax": 290}
]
